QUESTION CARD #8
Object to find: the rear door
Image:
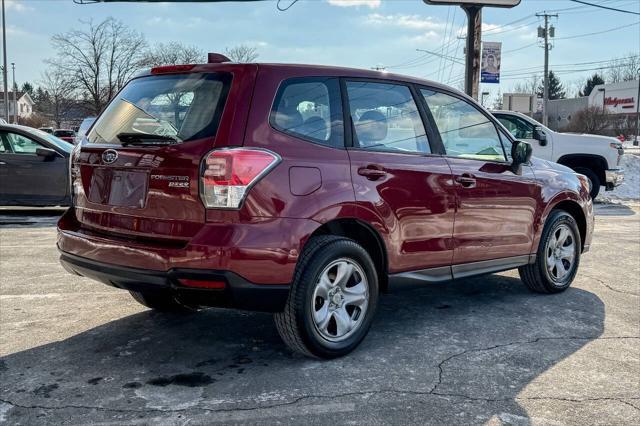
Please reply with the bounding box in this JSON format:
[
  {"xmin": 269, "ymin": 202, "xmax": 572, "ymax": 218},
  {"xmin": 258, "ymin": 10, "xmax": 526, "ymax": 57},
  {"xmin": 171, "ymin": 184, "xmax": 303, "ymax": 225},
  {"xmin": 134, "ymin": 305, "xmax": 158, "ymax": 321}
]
[
  {"xmin": 0, "ymin": 130, "xmax": 68, "ymax": 205},
  {"xmin": 419, "ymin": 89, "xmax": 539, "ymax": 268},
  {"xmin": 72, "ymin": 67, "xmax": 254, "ymax": 242},
  {"xmin": 345, "ymin": 80, "xmax": 456, "ymax": 274}
]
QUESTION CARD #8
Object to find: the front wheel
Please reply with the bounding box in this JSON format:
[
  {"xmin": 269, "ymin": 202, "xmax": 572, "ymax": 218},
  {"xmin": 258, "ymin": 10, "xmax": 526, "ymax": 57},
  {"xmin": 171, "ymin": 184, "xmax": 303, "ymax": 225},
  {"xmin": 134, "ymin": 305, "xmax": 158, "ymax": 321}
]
[
  {"xmin": 274, "ymin": 236, "xmax": 379, "ymax": 358},
  {"xmin": 573, "ymin": 167, "xmax": 600, "ymax": 199},
  {"xmin": 519, "ymin": 210, "xmax": 581, "ymax": 293}
]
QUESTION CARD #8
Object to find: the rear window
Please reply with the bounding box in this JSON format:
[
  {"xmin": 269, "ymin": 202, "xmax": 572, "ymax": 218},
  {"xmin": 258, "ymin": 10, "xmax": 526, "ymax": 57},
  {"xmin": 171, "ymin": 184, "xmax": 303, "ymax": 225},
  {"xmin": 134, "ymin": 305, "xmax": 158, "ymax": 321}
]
[
  {"xmin": 54, "ymin": 130, "xmax": 74, "ymax": 137},
  {"xmin": 87, "ymin": 73, "xmax": 231, "ymax": 145}
]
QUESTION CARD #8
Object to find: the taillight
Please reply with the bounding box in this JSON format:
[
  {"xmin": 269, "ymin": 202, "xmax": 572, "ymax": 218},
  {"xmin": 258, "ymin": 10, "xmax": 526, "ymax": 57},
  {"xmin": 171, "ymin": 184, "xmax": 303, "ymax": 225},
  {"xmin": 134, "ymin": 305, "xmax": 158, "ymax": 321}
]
[
  {"xmin": 69, "ymin": 143, "xmax": 82, "ymax": 204},
  {"xmin": 200, "ymin": 148, "xmax": 280, "ymax": 209}
]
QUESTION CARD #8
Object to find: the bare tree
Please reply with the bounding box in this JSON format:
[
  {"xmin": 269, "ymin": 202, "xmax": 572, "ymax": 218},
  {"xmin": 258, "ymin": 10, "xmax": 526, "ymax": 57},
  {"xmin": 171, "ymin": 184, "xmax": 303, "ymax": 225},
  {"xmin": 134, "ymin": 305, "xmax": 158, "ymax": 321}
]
[
  {"xmin": 40, "ymin": 69, "xmax": 76, "ymax": 128},
  {"xmin": 225, "ymin": 45, "xmax": 259, "ymax": 63},
  {"xmin": 607, "ymin": 54, "xmax": 640, "ymax": 83},
  {"xmin": 511, "ymin": 74, "xmax": 541, "ymax": 95},
  {"xmin": 141, "ymin": 42, "xmax": 205, "ymax": 67},
  {"xmin": 48, "ymin": 17, "xmax": 147, "ymax": 115},
  {"xmin": 563, "ymin": 106, "xmax": 611, "ymax": 134}
]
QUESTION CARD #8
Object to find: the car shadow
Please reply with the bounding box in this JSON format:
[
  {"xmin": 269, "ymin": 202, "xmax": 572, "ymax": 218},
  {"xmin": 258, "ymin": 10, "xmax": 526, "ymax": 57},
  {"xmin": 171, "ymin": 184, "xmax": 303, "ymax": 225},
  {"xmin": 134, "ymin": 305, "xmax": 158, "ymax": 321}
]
[
  {"xmin": 0, "ymin": 274, "xmax": 604, "ymax": 423},
  {"xmin": 0, "ymin": 208, "xmax": 66, "ymax": 228}
]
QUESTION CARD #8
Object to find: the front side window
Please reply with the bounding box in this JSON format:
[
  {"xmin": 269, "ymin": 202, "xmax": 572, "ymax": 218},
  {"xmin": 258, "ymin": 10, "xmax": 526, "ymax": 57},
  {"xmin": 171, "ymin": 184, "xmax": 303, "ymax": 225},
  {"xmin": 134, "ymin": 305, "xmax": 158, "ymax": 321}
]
[
  {"xmin": 2, "ymin": 132, "xmax": 42, "ymax": 155},
  {"xmin": 270, "ymin": 77, "xmax": 343, "ymax": 147},
  {"xmin": 346, "ymin": 81, "xmax": 430, "ymax": 154},
  {"xmin": 88, "ymin": 73, "xmax": 231, "ymax": 145},
  {"xmin": 496, "ymin": 115, "xmax": 534, "ymax": 140},
  {"xmin": 421, "ymin": 89, "xmax": 506, "ymax": 162}
]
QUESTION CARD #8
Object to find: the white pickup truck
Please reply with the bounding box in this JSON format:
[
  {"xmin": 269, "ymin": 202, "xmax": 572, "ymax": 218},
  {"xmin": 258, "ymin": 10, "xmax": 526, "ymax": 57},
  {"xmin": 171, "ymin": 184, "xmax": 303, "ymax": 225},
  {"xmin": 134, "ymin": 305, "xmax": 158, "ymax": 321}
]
[{"xmin": 492, "ymin": 110, "xmax": 625, "ymax": 198}]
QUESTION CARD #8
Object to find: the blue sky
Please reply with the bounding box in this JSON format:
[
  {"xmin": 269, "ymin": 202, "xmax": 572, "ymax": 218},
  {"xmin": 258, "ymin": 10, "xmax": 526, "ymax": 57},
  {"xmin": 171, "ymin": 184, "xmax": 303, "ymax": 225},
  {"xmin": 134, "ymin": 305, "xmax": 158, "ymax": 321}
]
[{"xmin": 3, "ymin": 0, "xmax": 640, "ymax": 102}]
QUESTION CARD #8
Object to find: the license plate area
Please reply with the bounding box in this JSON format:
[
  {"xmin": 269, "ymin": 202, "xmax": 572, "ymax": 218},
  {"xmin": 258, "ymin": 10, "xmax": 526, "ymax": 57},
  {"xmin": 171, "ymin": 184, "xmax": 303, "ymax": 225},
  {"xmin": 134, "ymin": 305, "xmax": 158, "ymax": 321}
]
[{"xmin": 88, "ymin": 168, "xmax": 148, "ymax": 208}]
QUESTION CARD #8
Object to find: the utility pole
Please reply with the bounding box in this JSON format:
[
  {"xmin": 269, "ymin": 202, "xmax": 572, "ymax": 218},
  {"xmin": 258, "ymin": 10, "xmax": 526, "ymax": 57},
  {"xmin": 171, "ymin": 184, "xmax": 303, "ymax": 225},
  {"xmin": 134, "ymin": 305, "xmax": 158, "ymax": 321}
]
[
  {"xmin": 463, "ymin": 5, "xmax": 482, "ymax": 100},
  {"xmin": 11, "ymin": 62, "xmax": 16, "ymax": 124},
  {"xmin": 536, "ymin": 12, "xmax": 557, "ymax": 126},
  {"xmin": 2, "ymin": 0, "xmax": 8, "ymax": 122}
]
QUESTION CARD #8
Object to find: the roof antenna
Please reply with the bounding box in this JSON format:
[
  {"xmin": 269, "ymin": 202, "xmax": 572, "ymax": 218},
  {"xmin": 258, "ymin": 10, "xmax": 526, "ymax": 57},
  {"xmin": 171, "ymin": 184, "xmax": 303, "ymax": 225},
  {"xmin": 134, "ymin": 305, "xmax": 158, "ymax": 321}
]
[{"xmin": 208, "ymin": 53, "xmax": 231, "ymax": 64}]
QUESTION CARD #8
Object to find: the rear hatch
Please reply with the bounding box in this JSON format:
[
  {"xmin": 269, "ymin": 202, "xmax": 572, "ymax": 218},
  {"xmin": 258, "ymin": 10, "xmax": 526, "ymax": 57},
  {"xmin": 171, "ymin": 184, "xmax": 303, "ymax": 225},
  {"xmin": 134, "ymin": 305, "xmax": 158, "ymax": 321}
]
[{"xmin": 72, "ymin": 70, "xmax": 239, "ymax": 243}]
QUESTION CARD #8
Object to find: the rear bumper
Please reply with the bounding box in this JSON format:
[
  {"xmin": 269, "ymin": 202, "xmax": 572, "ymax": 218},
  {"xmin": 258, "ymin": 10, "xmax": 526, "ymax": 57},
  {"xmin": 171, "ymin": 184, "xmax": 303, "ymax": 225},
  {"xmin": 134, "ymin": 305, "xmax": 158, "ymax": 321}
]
[
  {"xmin": 605, "ymin": 168, "xmax": 624, "ymax": 190},
  {"xmin": 60, "ymin": 251, "xmax": 289, "ymax": 312},
  {"xmin": 57, "ymin": 208, "xmax": 320, "ymax": 285}
]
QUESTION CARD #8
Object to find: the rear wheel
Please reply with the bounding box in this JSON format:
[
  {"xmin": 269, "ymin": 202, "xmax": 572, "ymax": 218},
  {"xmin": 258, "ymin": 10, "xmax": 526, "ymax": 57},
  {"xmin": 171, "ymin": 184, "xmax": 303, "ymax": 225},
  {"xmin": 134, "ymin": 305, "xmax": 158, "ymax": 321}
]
[
  {"xmin": 519, "ymin": 210, "xmax": 581, "ymax": 293},
  {"xmin": 274, "ymin": 236, "xmax": 378, "ymax": 358},
  {"xmin": 573, "ymin": 167, "xmax": 600, "ymax": 199},
  {"xmin": 129, "ymin": 290, "xmax": 197, "ymax": 312}
]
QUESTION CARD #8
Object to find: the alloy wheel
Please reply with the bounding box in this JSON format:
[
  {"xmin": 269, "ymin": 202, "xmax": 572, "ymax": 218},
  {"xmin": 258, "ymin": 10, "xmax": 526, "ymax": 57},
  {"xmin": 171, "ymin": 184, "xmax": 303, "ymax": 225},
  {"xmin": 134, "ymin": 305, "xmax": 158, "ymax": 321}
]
[
  {"xmin": 311, "ymin": 258, "xmax": 369, "ymax": 342},
  {"xmin": 545, "ymin": 224, "xmax": 577, "ymax": 282}
]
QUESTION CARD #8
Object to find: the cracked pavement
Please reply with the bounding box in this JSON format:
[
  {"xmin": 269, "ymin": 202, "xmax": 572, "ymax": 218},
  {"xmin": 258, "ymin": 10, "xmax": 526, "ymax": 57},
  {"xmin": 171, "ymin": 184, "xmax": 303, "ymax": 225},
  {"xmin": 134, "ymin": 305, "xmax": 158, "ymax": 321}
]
[{"xmin": 0, "ymin": 203, "xmax": 639, "ymax": 425}]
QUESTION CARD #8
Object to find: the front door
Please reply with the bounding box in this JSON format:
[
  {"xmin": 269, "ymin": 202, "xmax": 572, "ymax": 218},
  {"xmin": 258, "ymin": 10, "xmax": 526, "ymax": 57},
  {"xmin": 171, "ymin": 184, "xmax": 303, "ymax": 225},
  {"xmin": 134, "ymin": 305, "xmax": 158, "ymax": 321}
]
[
  {"xmin": 419, "ymin": 89, "xmax": 539, "ymax": 268},
  {"xmin": 344, "ymin": 80, "xmax": 456, "ymax": 274},
  {"xmin": 0, "ymin": 131, "xmax": 68, "ymax": 205}
]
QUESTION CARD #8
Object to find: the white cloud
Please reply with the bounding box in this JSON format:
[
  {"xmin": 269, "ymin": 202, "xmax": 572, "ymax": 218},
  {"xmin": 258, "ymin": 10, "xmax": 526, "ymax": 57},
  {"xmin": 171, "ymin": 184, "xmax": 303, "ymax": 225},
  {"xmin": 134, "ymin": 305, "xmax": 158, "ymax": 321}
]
[
  {"xmin": 327, "ymin": 0, "xmax": 381, "ymax": 9},
  {"xmin": 5, "ymin": 0, "xmax": 33, "ymax": 12},
  {"xmin": 365, "ymin": 13, "xmax": 446, "ymax": 31}
]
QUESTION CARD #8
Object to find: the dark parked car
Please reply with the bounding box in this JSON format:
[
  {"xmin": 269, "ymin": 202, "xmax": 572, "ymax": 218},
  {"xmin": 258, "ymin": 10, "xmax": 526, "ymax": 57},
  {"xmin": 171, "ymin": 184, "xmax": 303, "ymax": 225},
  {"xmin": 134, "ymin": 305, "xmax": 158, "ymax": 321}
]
[
  {"xmin": 1, "ymin": 124, "xmax": 73, "ymax": 206},
  {"xmin": 58, "ymin": 57, "xmax": 594, "ymax": 358},
  {"xmin": 53, "ymin": 129, "xmax": 76, "ymax": 144}
]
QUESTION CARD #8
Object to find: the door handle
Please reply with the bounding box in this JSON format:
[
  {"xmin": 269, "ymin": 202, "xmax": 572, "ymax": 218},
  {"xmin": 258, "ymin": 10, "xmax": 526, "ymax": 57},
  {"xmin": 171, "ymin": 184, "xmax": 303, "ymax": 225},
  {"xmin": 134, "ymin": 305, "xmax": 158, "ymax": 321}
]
[
  {"xmin": 455, "ymin": 173, "xmax": 476, "ymax": 188},
  {"xmin": 358, "ymin": 165, "xmax": 387, "ymax": 180}
]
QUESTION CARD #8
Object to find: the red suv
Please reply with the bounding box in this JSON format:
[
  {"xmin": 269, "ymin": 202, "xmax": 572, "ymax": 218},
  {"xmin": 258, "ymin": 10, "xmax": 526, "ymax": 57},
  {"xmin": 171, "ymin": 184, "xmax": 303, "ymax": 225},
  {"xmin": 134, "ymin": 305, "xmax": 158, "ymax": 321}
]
[{"xmin": 58, "ymin": 55, "xmax": 594, "ymax": 358}]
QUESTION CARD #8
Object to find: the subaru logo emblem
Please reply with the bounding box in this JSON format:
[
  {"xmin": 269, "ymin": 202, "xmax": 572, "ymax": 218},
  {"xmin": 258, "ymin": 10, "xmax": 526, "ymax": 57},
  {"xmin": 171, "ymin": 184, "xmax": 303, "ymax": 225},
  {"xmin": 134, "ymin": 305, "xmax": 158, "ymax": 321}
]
[{"xmin": 102, "ymin": 149, "xmax": 118, "ymax": 164}]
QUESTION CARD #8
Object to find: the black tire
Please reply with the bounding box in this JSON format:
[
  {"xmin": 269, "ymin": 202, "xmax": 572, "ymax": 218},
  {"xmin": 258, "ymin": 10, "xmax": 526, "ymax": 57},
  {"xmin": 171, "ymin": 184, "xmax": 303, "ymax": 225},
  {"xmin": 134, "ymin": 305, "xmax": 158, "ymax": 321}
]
[
  {"xmin": 573, "ymin": 167, "xmax": 600, "ymax": 199},
  {"xmin": 274, "ymin": 235, "xmax": 379, "ymax": 359},
  {"xmin": 519, "ymin": 210, "xmax": 581, "ymax": 294},
  {"xmin": 129, "ymin": 290, "xmax": 197, "ymax": 312}
]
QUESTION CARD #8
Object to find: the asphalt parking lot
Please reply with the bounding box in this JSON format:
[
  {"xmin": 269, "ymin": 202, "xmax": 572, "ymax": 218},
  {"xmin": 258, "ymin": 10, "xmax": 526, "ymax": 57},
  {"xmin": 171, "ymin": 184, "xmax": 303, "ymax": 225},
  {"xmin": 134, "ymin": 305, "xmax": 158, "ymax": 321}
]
[{"xmin": 0, "ymin": 204, "xmax": 638, "ymax": 425}]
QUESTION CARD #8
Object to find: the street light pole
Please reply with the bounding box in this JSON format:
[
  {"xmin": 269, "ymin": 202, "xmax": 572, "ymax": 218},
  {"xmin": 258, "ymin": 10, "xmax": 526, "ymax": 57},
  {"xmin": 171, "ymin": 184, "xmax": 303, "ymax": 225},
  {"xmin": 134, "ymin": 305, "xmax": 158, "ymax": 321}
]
[
  {"xmin": 11, "ymin": 61, "xmax": 16, "ymax": 123},
  {"xmin": 636, "ymin": 68, "xmax": 639, "ymax": 146},
  {"xmin": 1, "ymin": 0, "xmax": 8, "ymax": 122}
]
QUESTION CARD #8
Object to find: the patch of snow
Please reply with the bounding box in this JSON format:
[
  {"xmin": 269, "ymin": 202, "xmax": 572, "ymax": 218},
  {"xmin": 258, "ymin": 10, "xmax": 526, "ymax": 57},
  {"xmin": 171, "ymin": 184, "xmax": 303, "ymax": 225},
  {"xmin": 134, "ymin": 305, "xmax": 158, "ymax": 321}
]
[{"xmin": 597, "ymin": 154, "xmax": 640, "ymax": 202}]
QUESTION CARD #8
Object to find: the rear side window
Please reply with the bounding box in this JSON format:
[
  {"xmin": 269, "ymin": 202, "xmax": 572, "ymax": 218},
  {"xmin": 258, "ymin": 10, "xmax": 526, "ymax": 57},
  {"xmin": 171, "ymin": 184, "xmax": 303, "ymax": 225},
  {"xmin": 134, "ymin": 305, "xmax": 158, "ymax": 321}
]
[
  {"xmin": 346, "ymin": 81, "xmax": 430, "ymax": 154},
  {"xmin": 87, "ymin": 73, "xmax": 231, "ymax": 145},
  {"xmin": 270, "ymin": 77, "xmax": 344, "ymax": 148}
]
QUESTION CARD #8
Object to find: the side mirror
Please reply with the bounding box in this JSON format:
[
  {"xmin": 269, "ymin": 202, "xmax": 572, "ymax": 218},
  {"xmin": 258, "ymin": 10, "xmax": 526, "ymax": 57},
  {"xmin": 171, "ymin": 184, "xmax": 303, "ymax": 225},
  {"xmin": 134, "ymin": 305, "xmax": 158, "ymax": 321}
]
[
  {"xmin": 533, "ymin": 126, "xmax": 547, "ymax": 146},
  {"xmin": 36, "ymin": 147, "xmax": 59, "ymax": 161},
  {"xmin": 511, "ymin": 140, "xmax": 533, "ymax": 175}
]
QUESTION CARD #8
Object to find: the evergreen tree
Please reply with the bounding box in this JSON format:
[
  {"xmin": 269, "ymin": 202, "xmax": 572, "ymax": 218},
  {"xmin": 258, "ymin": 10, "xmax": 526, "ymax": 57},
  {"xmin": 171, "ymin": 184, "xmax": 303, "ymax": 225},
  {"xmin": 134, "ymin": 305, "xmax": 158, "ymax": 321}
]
[
  {"xmin": 20, "ymin": 82, "xmax": 34, "ymax": 96},
  {"xmin": 536, "ymin": 70, "xmax": 566, "ymax": 100},
  {"xmin": 579, "ymin": 73, "xmax": 605, "ymax": 97}
]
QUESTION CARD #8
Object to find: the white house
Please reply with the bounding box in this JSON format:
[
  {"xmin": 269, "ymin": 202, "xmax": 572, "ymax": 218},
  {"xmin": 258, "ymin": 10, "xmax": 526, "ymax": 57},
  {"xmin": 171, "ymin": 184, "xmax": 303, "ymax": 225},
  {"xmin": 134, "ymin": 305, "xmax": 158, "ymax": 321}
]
[{"xmin": 0, "ymin": 92, "xmax": 35, "ymax": 123}]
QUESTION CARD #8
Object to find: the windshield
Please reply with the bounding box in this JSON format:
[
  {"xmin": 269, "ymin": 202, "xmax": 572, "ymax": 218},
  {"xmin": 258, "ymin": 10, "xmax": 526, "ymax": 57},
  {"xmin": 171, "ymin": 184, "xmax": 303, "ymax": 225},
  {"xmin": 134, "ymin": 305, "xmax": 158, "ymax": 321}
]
[{"xmin": 87, "ymin": 73, "xmax": 231, "ymax": 145}]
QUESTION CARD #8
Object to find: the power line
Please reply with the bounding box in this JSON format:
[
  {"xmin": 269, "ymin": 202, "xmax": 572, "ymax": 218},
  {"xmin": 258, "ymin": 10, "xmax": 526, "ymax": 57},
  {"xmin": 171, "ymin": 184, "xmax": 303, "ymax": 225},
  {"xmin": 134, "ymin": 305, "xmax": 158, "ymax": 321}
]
[{"xmin": 569, "ymin": 0, "xmax": 640, "ymax": 15}]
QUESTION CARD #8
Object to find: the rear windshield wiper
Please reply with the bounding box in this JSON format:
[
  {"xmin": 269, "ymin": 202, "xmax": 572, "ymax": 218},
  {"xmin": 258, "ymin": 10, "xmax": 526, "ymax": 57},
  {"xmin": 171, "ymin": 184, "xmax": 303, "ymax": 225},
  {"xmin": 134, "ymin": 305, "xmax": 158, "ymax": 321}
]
[{"xmin": 117, "ymin": 132, "xmax": 180, "ymax": 146}]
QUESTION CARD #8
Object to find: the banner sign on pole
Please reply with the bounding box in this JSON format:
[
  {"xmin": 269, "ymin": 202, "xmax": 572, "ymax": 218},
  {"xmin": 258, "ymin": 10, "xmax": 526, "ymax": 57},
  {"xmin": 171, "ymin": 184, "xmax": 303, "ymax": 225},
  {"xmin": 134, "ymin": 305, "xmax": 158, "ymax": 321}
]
[{"xmin": 480, "ymin": 41, "xmax": 502, "ymax": 84}]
